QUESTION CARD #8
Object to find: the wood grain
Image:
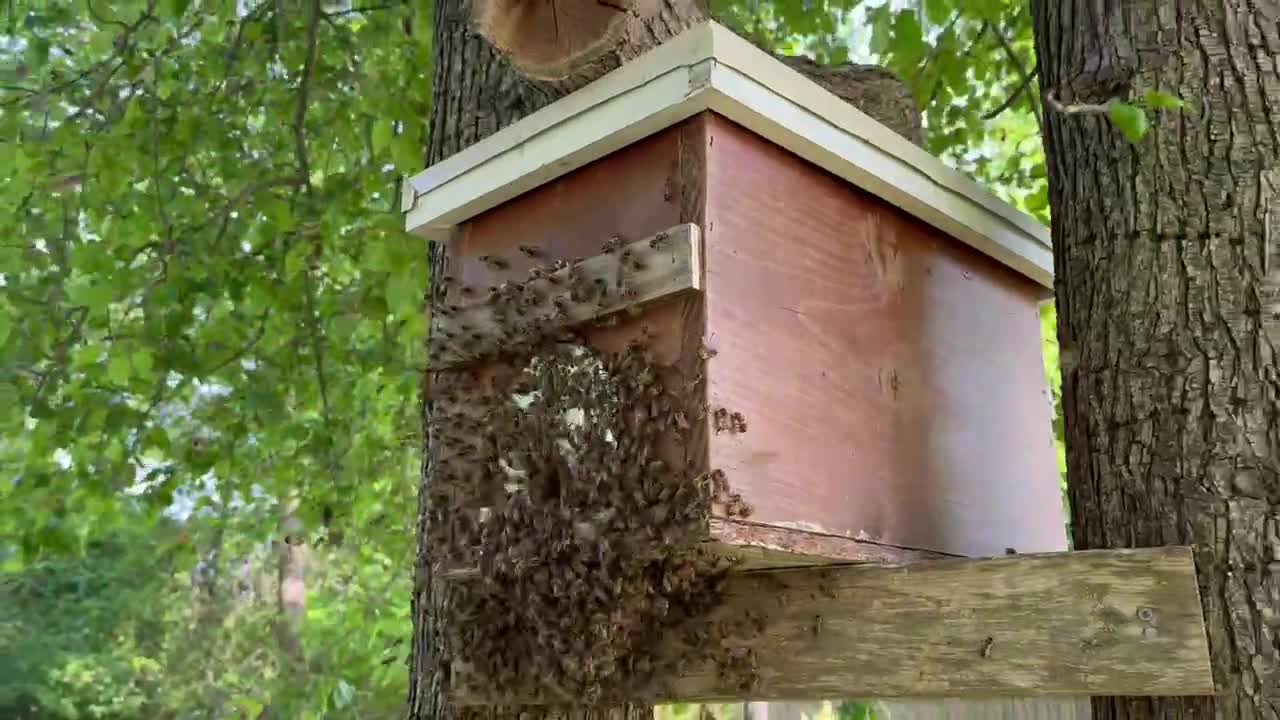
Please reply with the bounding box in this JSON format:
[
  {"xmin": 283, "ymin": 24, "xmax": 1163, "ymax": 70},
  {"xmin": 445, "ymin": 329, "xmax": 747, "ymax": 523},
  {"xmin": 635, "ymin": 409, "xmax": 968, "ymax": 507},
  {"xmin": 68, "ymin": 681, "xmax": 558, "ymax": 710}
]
[
  {"xmin": 430, "ymin": 224, "xmax": 702, "ymax": 369},
  {"xmin": 700, "ymin": 113, "xmax": 1065, "ymax": 558},
  {"xmin": 744, "ymin": 699, "xmax": 1091, "ymax": 720},
  {"xmin": 707, "ymin": 517, "xmax": 949, "ymax": 570},
  {"xmin": 454, "ymin": 547, "xmax": 1213, "ymax": 704}
]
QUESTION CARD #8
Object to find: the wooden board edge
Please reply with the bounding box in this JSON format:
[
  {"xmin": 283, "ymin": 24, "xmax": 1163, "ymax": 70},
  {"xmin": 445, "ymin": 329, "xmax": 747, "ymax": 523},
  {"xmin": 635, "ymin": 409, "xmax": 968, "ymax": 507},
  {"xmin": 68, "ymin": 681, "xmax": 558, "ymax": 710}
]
[
  {"xmin": 429, "ymin": 223, "xmax": 702, "ymax": 369},
  {"xmin": 707, "ymin": 517, "xmax": 952, "ymax": 569},
  {"xmin": 450, "ymin": 547, "xmax": 1213, "ymax": 705}
]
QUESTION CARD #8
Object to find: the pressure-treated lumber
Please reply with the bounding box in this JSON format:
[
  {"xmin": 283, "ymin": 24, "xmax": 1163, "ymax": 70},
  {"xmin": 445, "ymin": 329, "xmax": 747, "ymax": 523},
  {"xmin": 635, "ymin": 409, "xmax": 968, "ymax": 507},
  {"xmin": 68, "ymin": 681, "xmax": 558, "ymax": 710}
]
[
  {"xmin": 451, "ymin": 547, "xmax": 1213, "ymax": 704},
  {"xmin": 429, "ymin": 223, "xmax": 701, "ymax": 369}
]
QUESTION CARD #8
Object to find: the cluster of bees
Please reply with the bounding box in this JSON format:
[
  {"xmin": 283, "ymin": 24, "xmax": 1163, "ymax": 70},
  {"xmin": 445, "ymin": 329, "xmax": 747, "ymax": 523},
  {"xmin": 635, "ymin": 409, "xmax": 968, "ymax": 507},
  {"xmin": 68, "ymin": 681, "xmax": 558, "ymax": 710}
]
[
  {"xmin": 422, "ymin": 238, "xmax": 767, "ymax": 704},
  {"xmin": 427, "ymin": 233, "xmax": 674, "ymax": 370}
]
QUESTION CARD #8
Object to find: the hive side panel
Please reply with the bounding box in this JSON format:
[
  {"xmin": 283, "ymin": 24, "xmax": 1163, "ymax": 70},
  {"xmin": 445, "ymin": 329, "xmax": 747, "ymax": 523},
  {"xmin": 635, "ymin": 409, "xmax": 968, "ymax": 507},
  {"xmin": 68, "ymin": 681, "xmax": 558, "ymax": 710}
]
[{"xmin": 701, "ymin": 113, "xmax": 1063, "ymax": 558}]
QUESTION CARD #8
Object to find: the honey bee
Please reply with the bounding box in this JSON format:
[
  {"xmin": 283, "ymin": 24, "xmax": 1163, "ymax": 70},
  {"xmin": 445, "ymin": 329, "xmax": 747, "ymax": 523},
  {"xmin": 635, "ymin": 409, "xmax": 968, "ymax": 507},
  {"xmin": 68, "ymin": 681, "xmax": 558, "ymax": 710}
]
[
  {"xmin": 712, "ymin": 407, "xmax": 729, "ymax": 433},
  {"xmin": 518, "ymin": 245, "xmax": 543, "ymax": 259},
  {"xmin": 649, "ymin": 231, "xmax": 669, "ymax": 250},
  {"xmin": 699, "ymin": 344, "xmax": 718, "ymax": 360},
  {"xmin": 480, "ymin": 255, "xmax": 509, "ymax": 271},
  {"xmin": 460, "ymin": 285, "xmax": 476, "ymax": 297},
  {"xmin": 602, "ymin": 235, "xmax": 623, "ymax": 254}
]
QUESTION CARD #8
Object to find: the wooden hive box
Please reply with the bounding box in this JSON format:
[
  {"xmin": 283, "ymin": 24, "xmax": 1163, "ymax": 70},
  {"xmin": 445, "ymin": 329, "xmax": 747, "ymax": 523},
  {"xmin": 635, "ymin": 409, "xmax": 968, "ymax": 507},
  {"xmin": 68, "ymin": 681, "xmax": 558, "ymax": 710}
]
[{"xmin": 405, "ymin": 21, "xmax": 1062, "ymax": 571}]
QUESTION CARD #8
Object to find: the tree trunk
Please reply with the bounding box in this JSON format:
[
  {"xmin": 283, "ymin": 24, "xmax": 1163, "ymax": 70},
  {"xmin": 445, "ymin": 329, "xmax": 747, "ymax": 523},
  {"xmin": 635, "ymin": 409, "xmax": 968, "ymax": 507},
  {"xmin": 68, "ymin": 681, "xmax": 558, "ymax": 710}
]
[
  {"xmin": 1033, "ymin": 1, "xmax": 1280, "ymax": 718},
  {"xmin": 406, "ymin": 2, "xmax": 704, "ymax": 719}
]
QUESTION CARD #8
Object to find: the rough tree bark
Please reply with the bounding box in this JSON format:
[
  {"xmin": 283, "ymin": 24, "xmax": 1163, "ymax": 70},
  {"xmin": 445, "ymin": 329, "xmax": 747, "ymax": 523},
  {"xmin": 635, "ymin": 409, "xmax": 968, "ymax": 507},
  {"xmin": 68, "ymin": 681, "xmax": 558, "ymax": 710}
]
[
  {"xmin": 1033, "ymin": 1, "xmax": 1280, "ymax": 718},
  {"xmin": 407, "ymin": 3, "xmax": 705, "ymax": 719},
  {"xmin": 406, "ymin": 3, "xmax": 924, "ymax": 719}
]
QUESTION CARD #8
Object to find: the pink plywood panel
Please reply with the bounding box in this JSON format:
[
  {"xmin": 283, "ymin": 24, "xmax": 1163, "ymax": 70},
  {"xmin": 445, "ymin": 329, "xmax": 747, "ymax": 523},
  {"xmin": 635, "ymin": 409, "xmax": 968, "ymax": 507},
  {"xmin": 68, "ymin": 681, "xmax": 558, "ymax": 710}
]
[{"xmin": 701, "ymin": 113, "xmax": 1063, "ymax": 557}]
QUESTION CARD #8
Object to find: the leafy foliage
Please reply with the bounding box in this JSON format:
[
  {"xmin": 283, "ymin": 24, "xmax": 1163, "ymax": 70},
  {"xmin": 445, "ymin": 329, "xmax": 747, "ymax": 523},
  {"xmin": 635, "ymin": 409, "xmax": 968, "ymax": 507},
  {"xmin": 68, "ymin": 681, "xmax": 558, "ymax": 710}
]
[{"xmin": 2, "ymin": 0, "xmax": 1064, "ymax": 715}]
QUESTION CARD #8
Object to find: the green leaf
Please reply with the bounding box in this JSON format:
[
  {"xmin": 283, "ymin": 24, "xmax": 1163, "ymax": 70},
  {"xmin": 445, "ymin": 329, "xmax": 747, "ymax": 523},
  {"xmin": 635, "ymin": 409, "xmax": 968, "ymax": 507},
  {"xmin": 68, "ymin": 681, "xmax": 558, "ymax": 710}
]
[
  {"xmin": 107, "ymin": 355, "xmax": 132, "ymax": 385},
  {"xmin": 333, "ymin": 679, "xmax": 355, "ymax": 708},
  {"xmin": 164, "ymin": 0, "xmax": 193, "ymax": 17},
  {"xmin": 131, "ymin": 349, "xmax": 155, "ymax": 379},
  {"xmin": 372, "ymin": 121, "xmax": 394, "ymax": 156},
  {"xmin": 65, "ymin": 278, "xmax": 114, "ymax": 309},
  {"xmin": 1143, "ymin": 89, "xmax": 1184, "ymax": 110},
  {"xmin": 924, "ymin": 0, "xmax": 952, "ymax": 26},
  {"xmin": 1108, "ymin": 102, "xmax": 1150, "ymax": 143},
  {"xmin": 0, "ymin": 306, "xmax": 11, "ymax": 346},
  {"xmin": 285, "ymin": 242, "xmax": 311, "ymax": 279}
]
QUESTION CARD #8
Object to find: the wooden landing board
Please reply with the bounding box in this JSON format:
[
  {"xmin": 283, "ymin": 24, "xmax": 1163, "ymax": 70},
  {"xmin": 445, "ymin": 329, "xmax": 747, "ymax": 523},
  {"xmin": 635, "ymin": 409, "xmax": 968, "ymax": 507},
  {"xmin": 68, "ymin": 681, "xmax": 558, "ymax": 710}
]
[
  {"xmin": 452, "ymin": 547, "xmax": 1213, "ymax": 704},
  {"xmin": 430, "ymin": 223, "xmax": 702, "ymax": 369}
]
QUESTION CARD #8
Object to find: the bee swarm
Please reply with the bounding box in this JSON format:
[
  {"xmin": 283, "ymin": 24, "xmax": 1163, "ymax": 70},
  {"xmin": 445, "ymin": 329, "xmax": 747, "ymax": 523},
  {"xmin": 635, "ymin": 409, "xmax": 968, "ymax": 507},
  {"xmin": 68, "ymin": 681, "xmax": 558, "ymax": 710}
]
[{"xmin": 426, "ymin": 241, "xmax": 764, "ymax": 705}]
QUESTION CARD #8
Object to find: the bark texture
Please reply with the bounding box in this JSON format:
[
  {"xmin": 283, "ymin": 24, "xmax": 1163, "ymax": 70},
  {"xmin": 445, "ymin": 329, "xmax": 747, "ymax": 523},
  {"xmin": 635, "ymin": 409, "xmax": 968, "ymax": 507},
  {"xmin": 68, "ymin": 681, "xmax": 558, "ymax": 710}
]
[
  {"xmin": 1033, "ymin": 1, "xmax": 1280, "ymax": 718},
  {"xmin": 407, "ymin": 2, "xmax": 703, "ymax": 718}
]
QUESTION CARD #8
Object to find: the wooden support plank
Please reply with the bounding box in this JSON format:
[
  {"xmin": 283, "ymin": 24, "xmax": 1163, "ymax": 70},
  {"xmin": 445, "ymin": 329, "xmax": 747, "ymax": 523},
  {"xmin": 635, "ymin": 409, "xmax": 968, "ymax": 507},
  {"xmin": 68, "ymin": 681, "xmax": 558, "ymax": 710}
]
[
  {"xmin": 451, "ymin": 547, "xmax": 1212, "ymax": 704},
  {"xmin": 430, "ymin": 223, "xmax": 701, "ymax": 369}
]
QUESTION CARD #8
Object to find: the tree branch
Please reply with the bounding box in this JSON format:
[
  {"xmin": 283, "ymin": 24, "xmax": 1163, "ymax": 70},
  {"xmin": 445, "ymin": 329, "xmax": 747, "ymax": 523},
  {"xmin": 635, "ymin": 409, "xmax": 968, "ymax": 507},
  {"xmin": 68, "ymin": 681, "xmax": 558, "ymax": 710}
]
[
  {"xmin": 293, "ymin": 0, "xmax": 323, "ymax": 192},
  {"xmin": 987, "ymin": 13, "xmax": 1042, "ymax": 129},
  {"xmin": 983, "ymin": 65, "xmax": 1040, "ymax": 121}
]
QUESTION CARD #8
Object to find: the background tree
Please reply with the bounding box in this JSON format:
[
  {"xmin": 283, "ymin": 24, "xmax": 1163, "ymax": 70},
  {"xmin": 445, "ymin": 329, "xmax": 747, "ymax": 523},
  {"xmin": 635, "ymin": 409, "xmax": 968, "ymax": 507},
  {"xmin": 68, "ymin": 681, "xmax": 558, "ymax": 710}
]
[{"xmin": 1034, "ymin": 0, "xmax": 1280, "ymax": 717}]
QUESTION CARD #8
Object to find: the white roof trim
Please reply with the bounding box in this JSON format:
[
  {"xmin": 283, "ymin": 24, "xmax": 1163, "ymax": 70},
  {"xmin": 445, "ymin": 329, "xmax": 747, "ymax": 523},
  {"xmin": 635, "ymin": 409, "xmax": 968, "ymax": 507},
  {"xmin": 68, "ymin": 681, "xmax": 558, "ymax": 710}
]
[{"xmin": 403, "ymin": 22, "xmax": 1053, "ymax": 289}]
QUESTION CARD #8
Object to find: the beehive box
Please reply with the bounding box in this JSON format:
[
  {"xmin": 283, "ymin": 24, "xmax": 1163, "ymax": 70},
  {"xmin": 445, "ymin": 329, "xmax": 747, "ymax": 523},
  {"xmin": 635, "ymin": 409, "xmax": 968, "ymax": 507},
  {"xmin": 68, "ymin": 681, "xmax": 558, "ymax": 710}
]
[
  {"xmin": 405, "ymin": 21, "xmax": 1066, "ymax": 702},
  {"xmin": 407, "ymin": 21, "xmax": 1061, "ymax": 566}
]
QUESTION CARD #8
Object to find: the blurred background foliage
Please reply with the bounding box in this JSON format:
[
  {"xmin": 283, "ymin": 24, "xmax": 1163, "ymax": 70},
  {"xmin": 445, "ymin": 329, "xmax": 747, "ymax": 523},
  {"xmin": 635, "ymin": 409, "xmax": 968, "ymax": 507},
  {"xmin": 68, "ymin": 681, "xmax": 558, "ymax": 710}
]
[{"xmin": 0, "ymin": 0, "xmax": 1054, "ymax": 716}]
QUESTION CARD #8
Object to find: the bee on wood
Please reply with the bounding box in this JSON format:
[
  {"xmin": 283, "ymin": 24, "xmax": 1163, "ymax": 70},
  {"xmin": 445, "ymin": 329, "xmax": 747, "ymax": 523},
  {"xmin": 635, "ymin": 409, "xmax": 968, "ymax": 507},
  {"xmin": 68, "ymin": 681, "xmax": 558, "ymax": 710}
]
[
  {"xmin": 518, "ymin": 245, "xmax": 543, "ymax": 259},
  {"xmin": 811, "ymin": 615, "xmax": 823, "ymax": 637},
  {"xmin": 602, "ymin": 235, "xmax": 623, "ymax": 254},
  {"xmin": 712, "ymin": 407, "xmax": 729, "ymax": 433},
  {"xmin": 459, "ymin": 285, "xmax": 476, "ymax": 298},
  {"xmin": 817, "ymin": 569, "xmax": 838, "ymax": 599},
  {"xmin": 649, "ymin": 231, "xmax": 669, "ymax": 250},
  {"xmin": 480, "ymin": 254, "xmax": 509, "ymax": 271},
  {"xmin": 699, "ymin": 344, "xmax": 718, "ymax": 360},
  {"xmin": 729, "ymin": 411, "xmax": 748, "ymax": 434},
  {"xmin": 978, "ymin": 636, "xmax": 995, "ymax": 658}
]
